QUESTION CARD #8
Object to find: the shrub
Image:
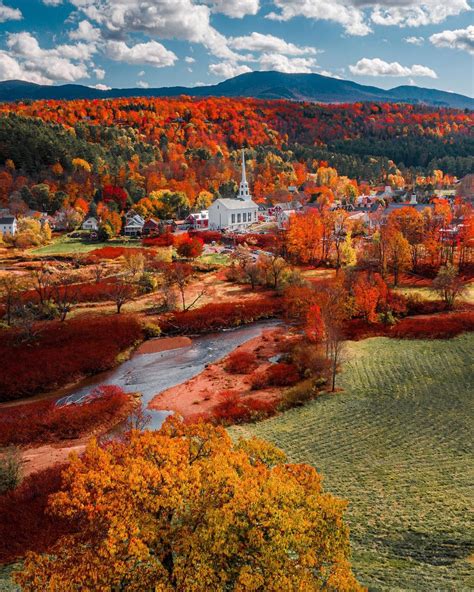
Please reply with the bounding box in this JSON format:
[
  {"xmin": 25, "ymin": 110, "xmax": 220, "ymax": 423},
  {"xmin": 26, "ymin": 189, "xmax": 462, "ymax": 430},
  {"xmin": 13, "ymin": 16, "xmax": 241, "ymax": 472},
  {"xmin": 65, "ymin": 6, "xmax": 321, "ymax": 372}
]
[
  {"xmin": 224, "ymin": 351, "xmax": 258, "ymax": 374},
  {"xmin": 142, "ymin": 321, "xmax": 161, "ymax": 339},
  {"xmin": 0, "ymin": 464, "xmax": 77, "ymax": 564},
  {"xmin": 0, "ymin": 386, "xmax": 131, "ymax": 446},
  {"xmin": 290, "ymin": 342, "xmax": 330, "ymax": 378},
  {"xmin": 392, "ymin": 311, "xmax": 474, "ymax": 339},
  {"xmin": 188, "ymin": 230, "xmax": 222, "ymax": 244},
  {"xmin": 86, "ymin": 247, "xmax": 151, "ymax": 263},
  {"xmin": 279, "ymin": 378, "xmax": 321, "ymax": 411},
  {"xmin": 160, "ymin": 297, "xmax": 283, "ymax": 334},
  {"xmin": 0, "ymin": 447, "xmax": 21, "ymax": 495},
  {"xmin": 251, "ymin": 363, "xmax": 300, "ymax": 389},
  {"xmin": 142, "ymin": 233, "xmax": 174, "ymax": 247},
  {"xmin": 0, "ymin": 315, "xmax": 143, "ymax": 402},
  {"xmin": 212, "ymin": 390, "xmax": 277, "ymax": 425}
]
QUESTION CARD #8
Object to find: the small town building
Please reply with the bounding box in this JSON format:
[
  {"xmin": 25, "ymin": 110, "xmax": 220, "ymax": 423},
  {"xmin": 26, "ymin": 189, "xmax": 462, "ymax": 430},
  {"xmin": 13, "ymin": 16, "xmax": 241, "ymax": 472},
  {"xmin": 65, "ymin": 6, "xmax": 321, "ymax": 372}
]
[
  {"xmin": 82, "ymin": 217, "xmax": 99, "ymax": 231},
  {"xmin": 208, "ymin": 151, "xmax": 258, "ymax": 231},
  {"xmin": 0, "ymin": 215, "xmax": 17, "ymax": 235},
  {"xmin": 123, "ymin": 213, "xmax": 145, "ymax": 237},
  {"xmin": 185, "ymin": 210, "xmax": 209, "ymax": 229},
  {"xmin": 142, "ymin": 218, "xmax": 162, "ymax": 236}
]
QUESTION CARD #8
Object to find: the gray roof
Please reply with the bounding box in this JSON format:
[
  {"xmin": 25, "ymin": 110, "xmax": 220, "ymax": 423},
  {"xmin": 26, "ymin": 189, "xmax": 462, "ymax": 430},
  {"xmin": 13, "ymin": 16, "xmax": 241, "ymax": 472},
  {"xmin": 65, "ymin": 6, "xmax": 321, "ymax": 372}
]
[
  {"xmin": 0, "ymin": 216, "xmax": 15, "ymax": 224},
  {"xmin": 211, "ymin": 198, "xmax": 258, "ymax": 210}
]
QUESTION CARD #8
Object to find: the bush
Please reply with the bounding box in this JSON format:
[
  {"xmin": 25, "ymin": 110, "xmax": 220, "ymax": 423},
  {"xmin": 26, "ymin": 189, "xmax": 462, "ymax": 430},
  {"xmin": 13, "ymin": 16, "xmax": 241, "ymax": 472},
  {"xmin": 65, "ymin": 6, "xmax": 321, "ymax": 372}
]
[
  {"xmin": 211, "ymin": 390, "xmax": 277, "ymax": 425},
  {"xmin": 224, "ymin": 351, "xmax": 258, "ymax": 374},
  {"xmin": 0, "ymin": 315, "xmax": 143, "ymax": 401},
  {"xmin": 392, "ymin": 312, "xmax": 474, "ymax": 339},
  {"xmin": 279, "ymin": 378, "xmax": 322, "ymax": 411},
  {"xmin": 188, "ymin": 230, "xmax": 222, "ymax": 244},
  {"xmin": 142, "ymin": 321, "xmax": 161, "ymax": 339},
  {"xmin": 290, "ymin": 342, "xmax": 330, "ymax": 378},
  {"xmin": 160, "ymin": 297, "xmax": 283, "ymax": 334},
  {"xmin": 0, "ymin": 447, "xmax": 21, "ymax": 495},
  {"xmin": 251, "ymin": 363, "xmax": 300, "ymax": 389},
  {"xmin": 142, "ymin": 233, "xmax": 174, "ymax": 247},
  {"xmin": 0, "ymin": 464, "xmax": 77, "ymax": 564},
  {"xmin": 0, "ymin": 386, "xmax": 130, "ymax": 446}
]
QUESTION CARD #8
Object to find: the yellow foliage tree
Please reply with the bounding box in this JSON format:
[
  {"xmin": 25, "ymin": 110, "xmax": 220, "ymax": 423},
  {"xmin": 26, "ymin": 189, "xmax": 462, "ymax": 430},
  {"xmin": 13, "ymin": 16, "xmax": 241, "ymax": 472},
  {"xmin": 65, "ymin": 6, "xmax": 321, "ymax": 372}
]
[{"xmin": 16, "ymin": 417, "xmax": 363, "ymax": 592}]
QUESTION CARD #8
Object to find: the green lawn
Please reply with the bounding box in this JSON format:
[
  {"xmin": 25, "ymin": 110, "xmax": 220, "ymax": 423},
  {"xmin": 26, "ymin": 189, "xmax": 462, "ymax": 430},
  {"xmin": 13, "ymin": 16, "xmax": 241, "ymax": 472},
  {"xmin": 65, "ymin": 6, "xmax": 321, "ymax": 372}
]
[
  {"xmin": 394, "ymin": 283, "xmax": 474, "ymax": 305},
  {"xmin": 32, "ymin": 237, "xmax": 141, "ymax": 256},
  {"xmin": 231, "ymin": 334, "xmax": 474, "ymax": 591},
  {"xmin": 197, "ymin": 252, "xmax": 230, "ymax": 266}
]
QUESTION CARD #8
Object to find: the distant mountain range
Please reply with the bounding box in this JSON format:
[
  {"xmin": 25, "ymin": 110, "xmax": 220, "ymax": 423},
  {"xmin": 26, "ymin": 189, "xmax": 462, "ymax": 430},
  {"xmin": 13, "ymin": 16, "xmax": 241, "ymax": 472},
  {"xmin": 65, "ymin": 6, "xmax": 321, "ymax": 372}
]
[{"xmin": 0, "ymin": 71, "xmax": 472, "ymax": 110}]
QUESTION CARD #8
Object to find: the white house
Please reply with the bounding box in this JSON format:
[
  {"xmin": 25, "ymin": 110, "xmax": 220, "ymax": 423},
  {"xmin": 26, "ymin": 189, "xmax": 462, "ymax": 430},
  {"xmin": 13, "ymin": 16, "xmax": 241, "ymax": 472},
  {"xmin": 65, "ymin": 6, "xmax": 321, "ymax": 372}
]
[
  {"xmin": 123, "ymin": 213, "xmax": 145, "ymax": 237},
  {"xmin": 185, "ymin": 210, "xmax": 209, "ymax": 229},
  {"xmin": 208, "ymin": 151, "xmax": 258, "ymax": 231},
  {"xmin": 82, "ymin": 217, "xmax": 99, "ymax": 231},
  {"xmin": 0, "ymin": 215, "xmax": 17, "ymax": 235}
]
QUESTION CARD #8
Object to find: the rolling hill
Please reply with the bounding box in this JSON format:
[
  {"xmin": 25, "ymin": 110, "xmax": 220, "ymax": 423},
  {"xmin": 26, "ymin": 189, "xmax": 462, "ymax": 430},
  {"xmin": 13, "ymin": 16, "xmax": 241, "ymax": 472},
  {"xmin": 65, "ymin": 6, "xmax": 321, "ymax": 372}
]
[{"xmin": 0, "ymin": 71, "xmax": 472, "ymax": 109}]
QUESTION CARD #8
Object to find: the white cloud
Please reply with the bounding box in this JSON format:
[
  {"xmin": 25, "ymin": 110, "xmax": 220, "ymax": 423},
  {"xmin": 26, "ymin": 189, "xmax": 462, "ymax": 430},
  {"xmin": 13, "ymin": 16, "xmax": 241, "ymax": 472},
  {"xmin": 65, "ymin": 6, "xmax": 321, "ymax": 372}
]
[
  {"xmin": 93, "ymin": 67, "xmax": 105, "ymax": 79},
  {"xmin": 204, "ymin": 0, "xmax": 259, "ymax": 18},
  {"xmin": 258, "ymin": 53, "xmax": 318, "ymax": 73},
  {"xmin": 5, "ymin": 32, "xmax": 92, "ymax": 83},
  {"xmin": 185, "ymin": 56, "xmax": 196, "ymax": 63},
  {"xmin": 0, "ymin": 1, "xmax": 22, "ymax": 22},
  {"xmin": 230, "ymin": 32, "xmax": 318, "ymax": 56},
  {"xmin": 430, "ymin": 25, "xmax": 474, "ymax": 55},
  {"xmin": 91, "ymin": 83, "xmax": 110, "ymax": 90},
  {"xmin": 317, "ymin": 69, "xmax": 343, "ymax": 79},
  {"xmin": 69, "ymin": 20, "xmax": 101, "ymax": 42},
  {"xmin": 404, "ymin": 36, "xmax": 424, "ymax": 45},
  {"xmin": 209, "ymin": 62, "xmax": 252, "ymax": 78},
  {"xmin": 105, "ymin": 40, "xmax": 177, "ymax": 67},
  {"xmin": 72, "ymin": 0, "xmax": 241, "ymax": 60},
  {"xmin": 136, "ymin": 80, "xmax": 149, "ymax": 88},
  {"xmin": 0, "ymin": 50, "xmax": 51, "ymax": 84},
  {"xmin": 349, "ymin": 57, "xmax": 437, "ymax": 78},
  {"xmin": 267, "ymin": 0, "xmax": 470, "ymax": 36},
  {"xmin": 42, "ymin": 0, "xmax": 63, "ymax": 5}
]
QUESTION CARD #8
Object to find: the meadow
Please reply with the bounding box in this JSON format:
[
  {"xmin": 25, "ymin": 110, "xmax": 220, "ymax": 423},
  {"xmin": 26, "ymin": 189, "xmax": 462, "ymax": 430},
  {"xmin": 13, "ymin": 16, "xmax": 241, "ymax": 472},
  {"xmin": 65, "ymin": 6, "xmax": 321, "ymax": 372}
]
[{"xmin": 232, "ymin": 335, "xmax": 474, "ymax": 591}]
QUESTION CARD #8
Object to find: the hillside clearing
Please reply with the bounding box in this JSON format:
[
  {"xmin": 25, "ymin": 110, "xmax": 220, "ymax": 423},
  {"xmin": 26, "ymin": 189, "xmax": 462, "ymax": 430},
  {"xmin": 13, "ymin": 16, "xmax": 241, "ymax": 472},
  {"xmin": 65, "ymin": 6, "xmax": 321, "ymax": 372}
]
[{"xmin": 231, "ymin": 334, "xmax": 474, "ymax": 591}]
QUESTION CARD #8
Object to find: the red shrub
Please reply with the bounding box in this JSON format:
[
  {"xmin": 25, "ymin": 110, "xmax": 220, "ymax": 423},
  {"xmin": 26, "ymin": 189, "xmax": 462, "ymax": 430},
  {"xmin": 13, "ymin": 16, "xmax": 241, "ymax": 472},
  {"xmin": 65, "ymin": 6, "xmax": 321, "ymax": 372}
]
[
  {"xmin": 160, "ymin": 296, "xmax": 283, "ymax": 334},
  {"xmin": 0, "ymin": 386, "xmax": 130, "ymax": 446},
  {"xmin": 251, "ymin": 363, "xmax": 300, "ymax": 389},
  {"xmin": 212, "ymin": 390, "xmax": 276, "ymax": 425},
  {"xmin": 232, "ymin": 233, "xmax": 277, "ymax": 249},
  {"xmin": 85, "ymin": 247, "xmax": 153, "ymax": 263},
  {"xmin": 175, "ymin": 235, "xmax": 204, "ymax": 259},
  {"xmin": 188, "ymin": 230, "xmax": 222, "ymax": 244},
  {"xmin": 224, "ymin": 351, "xmax": 258, "ymax": 374},
  {"xmin": 0, "ymin": 315, "xmax": 143, "ymax": 402},
  {"xmin": 142, "ymin": 233, "xmax": 174, "ymax": 247},
  {"xmin": 0, "ymin": 464, "xmax": 77, "ymax": 564},
  {"xmin": 392, "ymin": 312, "xmax": 474, "ymax": 339}
]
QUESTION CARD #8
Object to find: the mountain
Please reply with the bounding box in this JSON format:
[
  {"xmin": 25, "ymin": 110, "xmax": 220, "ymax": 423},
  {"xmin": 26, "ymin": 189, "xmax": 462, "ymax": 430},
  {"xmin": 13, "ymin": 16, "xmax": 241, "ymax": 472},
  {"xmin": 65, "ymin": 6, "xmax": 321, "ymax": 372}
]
[{"xmin": 0, "ymin": 71, "xmax": 472, "ymax": 110}]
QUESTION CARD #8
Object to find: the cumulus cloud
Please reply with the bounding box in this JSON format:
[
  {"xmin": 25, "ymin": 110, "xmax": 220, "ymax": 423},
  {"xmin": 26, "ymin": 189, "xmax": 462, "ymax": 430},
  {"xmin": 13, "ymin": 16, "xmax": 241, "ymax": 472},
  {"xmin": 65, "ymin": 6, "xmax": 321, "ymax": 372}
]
[
  {"xmin": 69, "ymin": 20, "xmax": 101, "ymax": 42},
  {"xmin": 42, "ymin": 0, "xmax": 63, "ymax": 5},
  {"xmin": 90, "ymin": 83, "xmax": 111, "ymax": 90},
  {"xmin": 136, "ymin": 80, "xmax": 149, "ymax": 88},
  {"xmin": 229, "ymin": 32, "xmax": 318, "ymax": 56},
  {"xmin": 0, "ymin": 1, "xmax": 22, "ymax": 22},
  {"xmin": 105, "ymin": 40, "xmax": 177, "ymax": 67},
  {"xmin": 204, "ymin": 0, "xmax": 259, "ymax": 18},
  {"xmin": 404, "ymin": 36, "xmax": 424, "ymax": 45},
  {"xmin": 258, "ymin": 53, "xmax": 318, "ymax": 73},
  {"xmin": 5, "ymin": 32, "xmax": 93, "ymax": 83},
  {"xmin": 349, "ymin": 57, "xmax": 437, "ymax": 78},
  {"xmin": 185, "ymin": 56, "xmax": 196, "ymax": 63},
  {"xmin": 71, "ymin": 0, "xmax": 241, "ymax": 60},
  {"xmin": 209, "ymin": 62, "xmax": 252, "ymax": 78},
  {"xmin": 430, "ymin": 26, "xmax": 474, "ymax": 55},
  {"xmin": 93, "ymin": 67, "xmax": 105, "ymax": 79},
  {"xmin": 267, "ymin": 0, "xmax": 470, "ymax": 36}
]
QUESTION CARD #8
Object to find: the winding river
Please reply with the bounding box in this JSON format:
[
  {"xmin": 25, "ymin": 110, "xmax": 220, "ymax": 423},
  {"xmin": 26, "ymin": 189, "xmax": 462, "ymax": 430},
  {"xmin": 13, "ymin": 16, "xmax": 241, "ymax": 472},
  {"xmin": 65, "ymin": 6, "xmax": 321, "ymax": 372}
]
[{"xmin": 56, "ymin": 320, "xmax": 280, "ymax": 430}]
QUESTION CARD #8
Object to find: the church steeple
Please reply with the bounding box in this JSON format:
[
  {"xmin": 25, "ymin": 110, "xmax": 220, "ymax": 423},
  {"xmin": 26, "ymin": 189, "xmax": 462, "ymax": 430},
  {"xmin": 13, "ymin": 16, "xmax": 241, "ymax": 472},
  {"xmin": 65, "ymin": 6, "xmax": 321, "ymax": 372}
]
[{"xmin": 238, "ymin": 149, "xmax": 252, "ymax": 201}]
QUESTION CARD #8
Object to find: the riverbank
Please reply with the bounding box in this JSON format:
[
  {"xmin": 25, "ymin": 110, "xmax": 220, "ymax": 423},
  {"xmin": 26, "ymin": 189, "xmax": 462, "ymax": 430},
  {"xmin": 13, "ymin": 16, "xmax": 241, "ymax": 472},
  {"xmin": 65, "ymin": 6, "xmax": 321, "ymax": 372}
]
[{"xmin": 148, "ymin": 328, "xmax": 288, "ymax": 422}]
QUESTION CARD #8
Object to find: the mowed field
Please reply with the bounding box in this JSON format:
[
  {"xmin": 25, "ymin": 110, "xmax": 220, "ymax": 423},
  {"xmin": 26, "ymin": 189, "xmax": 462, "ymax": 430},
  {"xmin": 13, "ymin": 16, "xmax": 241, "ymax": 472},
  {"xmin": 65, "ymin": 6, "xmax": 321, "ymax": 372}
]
[{"xmin": 232, "ymin": 334, "xmax": 474, "ymax": 591}]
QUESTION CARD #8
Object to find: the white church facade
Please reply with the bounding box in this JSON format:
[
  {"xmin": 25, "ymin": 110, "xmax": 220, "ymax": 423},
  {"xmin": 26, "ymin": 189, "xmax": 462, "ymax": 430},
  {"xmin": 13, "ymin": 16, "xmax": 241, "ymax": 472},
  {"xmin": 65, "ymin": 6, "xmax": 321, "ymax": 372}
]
[{"xmin": 208, "ymin": 151, "xmax": 258, "ymax": 231}]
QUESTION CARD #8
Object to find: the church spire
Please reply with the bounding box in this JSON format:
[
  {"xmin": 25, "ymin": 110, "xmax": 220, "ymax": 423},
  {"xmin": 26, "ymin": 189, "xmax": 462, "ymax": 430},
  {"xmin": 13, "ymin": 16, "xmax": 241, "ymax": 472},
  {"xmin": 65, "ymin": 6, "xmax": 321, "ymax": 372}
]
[{"xmin": 238, "ymin": 149, "xmax": 251, "ymax": 201}]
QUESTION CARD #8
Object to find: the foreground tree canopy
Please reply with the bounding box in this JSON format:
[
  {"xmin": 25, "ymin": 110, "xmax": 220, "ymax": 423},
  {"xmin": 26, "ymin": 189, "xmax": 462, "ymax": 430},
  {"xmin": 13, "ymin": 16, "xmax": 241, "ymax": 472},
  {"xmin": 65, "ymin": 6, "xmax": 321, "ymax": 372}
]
[{"xmin": 17, "ymin": 417, "xmax": 363, "ymax": 591}]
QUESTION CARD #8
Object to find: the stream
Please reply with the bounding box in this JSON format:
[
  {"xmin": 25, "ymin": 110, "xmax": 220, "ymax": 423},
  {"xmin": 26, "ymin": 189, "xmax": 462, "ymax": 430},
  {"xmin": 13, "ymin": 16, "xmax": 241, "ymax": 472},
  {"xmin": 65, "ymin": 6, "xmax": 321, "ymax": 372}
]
[{"xmin": 56, "ymin": 320, "xmax": 280, "ymax": 430}]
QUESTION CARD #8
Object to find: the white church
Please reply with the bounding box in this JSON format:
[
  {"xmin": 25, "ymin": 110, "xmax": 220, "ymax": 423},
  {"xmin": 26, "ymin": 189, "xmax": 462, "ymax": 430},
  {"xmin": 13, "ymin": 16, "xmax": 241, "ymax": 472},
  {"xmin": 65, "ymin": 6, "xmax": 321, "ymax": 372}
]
[{"xmin": 208, "ymin": 151, "xmax": 258, "ymax": 231}]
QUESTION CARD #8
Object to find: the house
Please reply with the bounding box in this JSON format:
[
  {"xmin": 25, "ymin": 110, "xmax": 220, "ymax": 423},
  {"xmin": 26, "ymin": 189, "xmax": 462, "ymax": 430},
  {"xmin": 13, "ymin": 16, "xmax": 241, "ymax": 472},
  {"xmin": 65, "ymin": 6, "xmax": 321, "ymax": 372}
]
[
  {"xmin": 208, "ymin": 151, "xmax": 258, "ymax": 231},
  {"xmin": 123, "ymin": 213, "xmax": 145, "ymax": 237},
  {"xmin": 276, "ymin": 209, "xmax": 297, "ymax": 229},
  {"xmin": 185, "ymin": 210, "xmax": 209, "ymax": 229},
  {"xmin": 0, "ymin": 215, "xmax": 17, "ymax": 235},
  {"xmin": 82, "ymin": 217, "xmax": 99, "ymax": 231},
  {"xmin": 142, "ymin": 218, "xmax": 162, "ymax": 236}
]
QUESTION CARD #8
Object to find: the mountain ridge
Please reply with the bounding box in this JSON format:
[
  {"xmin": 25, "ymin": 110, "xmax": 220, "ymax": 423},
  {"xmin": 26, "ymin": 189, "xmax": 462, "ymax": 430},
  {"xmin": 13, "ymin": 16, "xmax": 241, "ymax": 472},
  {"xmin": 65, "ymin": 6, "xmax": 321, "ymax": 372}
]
[{"xmin": 0, "ymin": 71, "xmax": 472, "ymax": 110}]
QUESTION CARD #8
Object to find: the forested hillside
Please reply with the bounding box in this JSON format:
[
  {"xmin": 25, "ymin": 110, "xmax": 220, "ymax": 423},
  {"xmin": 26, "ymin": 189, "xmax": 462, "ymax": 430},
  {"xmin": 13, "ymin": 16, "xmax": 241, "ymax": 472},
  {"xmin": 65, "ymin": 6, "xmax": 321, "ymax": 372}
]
[{"xmin": 0, "ymin": 97, "xmax": 472, "ymax": 214}]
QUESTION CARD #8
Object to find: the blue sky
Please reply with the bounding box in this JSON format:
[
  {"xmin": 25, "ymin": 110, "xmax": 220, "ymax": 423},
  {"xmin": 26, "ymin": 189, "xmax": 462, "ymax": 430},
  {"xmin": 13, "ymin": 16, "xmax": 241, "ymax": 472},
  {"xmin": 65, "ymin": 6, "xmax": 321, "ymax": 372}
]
[{"xmin": 0, "ymin": 0, "xmax": 472, "ymax": 96}]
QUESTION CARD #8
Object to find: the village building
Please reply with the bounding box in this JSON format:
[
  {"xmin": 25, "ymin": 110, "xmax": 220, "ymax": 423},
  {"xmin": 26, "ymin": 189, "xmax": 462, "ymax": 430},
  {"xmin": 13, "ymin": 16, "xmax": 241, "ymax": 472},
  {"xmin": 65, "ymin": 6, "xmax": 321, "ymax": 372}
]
[
  {"xmin": 123, "ymin": 212, "xmax": 145, "ymax": 237},
  {"xmin": 185, "ymin": 210, "xmax": 209, "ymax": 230},
  {"xmin": 142, "ymin": 218, "xmax": 162, "ymax": 236},
  {"xmin": 208, "ymin": 151, "xmax": 258, "ymax": 231},
  {"xmin": 82, "ymin": 217, "xmax": 99, "ymax": 231},
  {"xmin": 0, "ymin": 215, "xmax": 17, "ymax": 235}
]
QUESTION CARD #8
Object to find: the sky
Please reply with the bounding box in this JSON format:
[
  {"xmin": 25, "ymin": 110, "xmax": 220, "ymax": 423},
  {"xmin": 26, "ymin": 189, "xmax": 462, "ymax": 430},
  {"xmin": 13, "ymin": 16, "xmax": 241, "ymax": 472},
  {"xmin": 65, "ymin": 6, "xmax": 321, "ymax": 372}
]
[{"xmin": 0, "ymin": 0, "xmax": 472, "ymax": 96}]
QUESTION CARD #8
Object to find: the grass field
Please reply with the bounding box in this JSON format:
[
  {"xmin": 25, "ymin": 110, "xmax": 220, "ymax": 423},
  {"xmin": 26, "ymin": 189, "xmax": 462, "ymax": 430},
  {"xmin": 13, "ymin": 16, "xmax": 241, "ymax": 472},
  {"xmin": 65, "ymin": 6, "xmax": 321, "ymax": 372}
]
[
  {"xmin": 32, "ymin": 237, "xmax": 140, "ymax": 256},
  {"xmin": 232, "ymin": 335, "xmax": 474, "ymax": 591}
]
